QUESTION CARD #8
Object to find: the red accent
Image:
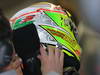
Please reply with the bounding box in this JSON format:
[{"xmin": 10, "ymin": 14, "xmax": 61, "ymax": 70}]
[
  {"xmin": 75, "ymin": 50, "xmax": 80, "ymax": 56},
  {"xmin": 10, "ymin": 8, "xmax": 65, "ymax": 23},
  {"xmin": 20, "ymin": 15, "xmax": 35, "ymax": 23}
]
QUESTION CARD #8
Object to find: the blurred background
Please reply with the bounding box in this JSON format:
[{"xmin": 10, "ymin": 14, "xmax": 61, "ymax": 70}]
[{"xmin": 1, "ymin": 0, "xmax": 100, "ymax": 74}]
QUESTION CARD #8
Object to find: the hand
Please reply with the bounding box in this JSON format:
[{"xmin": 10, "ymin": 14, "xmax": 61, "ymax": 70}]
[
  {"xmin": 5, "ymin": 54, "xmax": 23, "ymax": 75},
  {"xmin": 38, "ymin": 45, "xmax": 64, "ymax": 75}
]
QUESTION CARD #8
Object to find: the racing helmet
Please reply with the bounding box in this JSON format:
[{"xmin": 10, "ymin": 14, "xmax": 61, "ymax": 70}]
[{"xmin": 10, "ymin": 2, "xmax": 81, "ymax": 75}]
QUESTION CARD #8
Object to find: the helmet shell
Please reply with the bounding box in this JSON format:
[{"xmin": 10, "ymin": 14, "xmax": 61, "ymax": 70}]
[{"xmin": 10, "ymin": 2, "xmax": 81, "ymax": 71}]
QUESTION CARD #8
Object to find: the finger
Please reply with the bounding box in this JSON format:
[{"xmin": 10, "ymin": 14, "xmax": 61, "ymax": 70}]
[
  {"xmin": 40, "ymin": 45, "xmax": 47, "ymax": 57},
  {"xmin": 48, "ymin": 46, "xmax": 55, "ymax": 57},
  {"xmin": 21, "ymin": 63, "xmax": 24, "ymax": 69},
  {"xmin": 13, "ymin": 60, "xmax": 20, "ymax": 69},
  {"xmin": 60, "ymin": 51, "xmax": 64, "ymax": 67},
  {"xmin": 19, "ymin": 58, "xmax": 23, "ymax": 69},
  {"xmin": 40, "ymin": 46, "xmax": 48, "ymax": 65},
  {"xmin": 37, "ymin": 55, "xmax": 44, "ymax": 65},
  {"xmin": 37, "ymin": 55, "xmax": 42, "ymax": 61},
  {"xmin": 55, "ymin": 48, "xmax": 60, "ymax": 60}
]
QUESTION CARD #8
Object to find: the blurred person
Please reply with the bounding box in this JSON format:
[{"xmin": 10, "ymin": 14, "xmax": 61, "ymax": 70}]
[
  {"xmin": 0, "ymin": 9, "xmax": 23, "ymax": 75},
  {"xmin": 0, "ymin": 40, "xmax": 23, "ymax": 75},
  {"xmin": 10, "ymin": 2, "xmax": 81, "ymax": 75},
  {"xmin": 0, "ymin": 9, "xmax": 12, "ymax": 40},
  {"xmin": 77, "ymin": 0, "xmax": 100, "ymax": 75}
]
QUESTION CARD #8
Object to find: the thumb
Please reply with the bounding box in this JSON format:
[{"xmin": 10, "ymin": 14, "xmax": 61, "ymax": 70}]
[{"xmin": 37, "ymin": 55, "xmax": 42, "ymax": 61}]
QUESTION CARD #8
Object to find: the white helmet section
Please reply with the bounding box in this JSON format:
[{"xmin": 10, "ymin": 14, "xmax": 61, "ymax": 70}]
[
  {"xmin": 10, "ymin": 2, "xmax": 65, "ymax": 45},
  {"xmin": 10, "ymin": 2, "xmax": 63, "ymax": 20}
]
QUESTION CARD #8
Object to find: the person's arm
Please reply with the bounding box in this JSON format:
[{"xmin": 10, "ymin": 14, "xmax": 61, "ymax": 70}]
[
  {"xmin": 38, "ymin": 45, "xmax": 64, "ymax": 75},
  {"xmin": 47, "ymin": 72, "xmax": 60, "ymax": 75}
]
